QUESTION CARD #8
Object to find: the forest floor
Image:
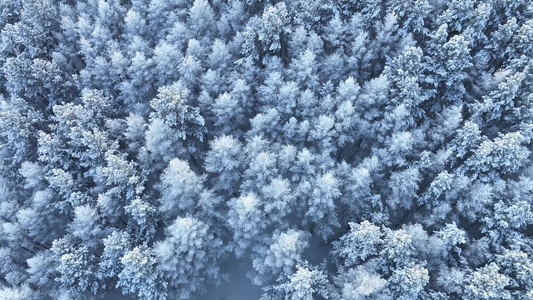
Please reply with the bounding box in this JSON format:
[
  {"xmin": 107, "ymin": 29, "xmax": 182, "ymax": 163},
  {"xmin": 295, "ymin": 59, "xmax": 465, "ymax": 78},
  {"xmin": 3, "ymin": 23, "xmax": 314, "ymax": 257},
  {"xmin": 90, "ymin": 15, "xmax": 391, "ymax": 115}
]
[
  {"xmin": 192, "ymin": 256, "xmax": 262, "ymax": 300},
  {"xmin": 102, "ymin": 235, "xmax": 332, "ymax": 300}
]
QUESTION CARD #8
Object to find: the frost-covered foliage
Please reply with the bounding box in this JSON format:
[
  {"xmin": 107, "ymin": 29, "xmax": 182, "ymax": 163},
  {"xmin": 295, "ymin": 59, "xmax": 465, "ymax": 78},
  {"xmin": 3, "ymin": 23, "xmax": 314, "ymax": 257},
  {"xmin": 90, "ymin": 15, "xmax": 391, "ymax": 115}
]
[
  {"xmin": 153, "ymin": 217, "xmax": 224, "ymax": 299},
  {"xmin": 0, "ymin": 0, "xmax": 532, "ymax": 299}
]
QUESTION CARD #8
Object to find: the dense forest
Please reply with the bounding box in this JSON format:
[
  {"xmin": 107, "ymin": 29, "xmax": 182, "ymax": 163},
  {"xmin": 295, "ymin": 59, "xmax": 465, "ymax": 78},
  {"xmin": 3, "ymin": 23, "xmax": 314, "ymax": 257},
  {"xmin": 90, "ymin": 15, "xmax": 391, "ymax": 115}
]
[{"xmin": 0, "ymin": 0, "xmax": 532, "ymax": 299}]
